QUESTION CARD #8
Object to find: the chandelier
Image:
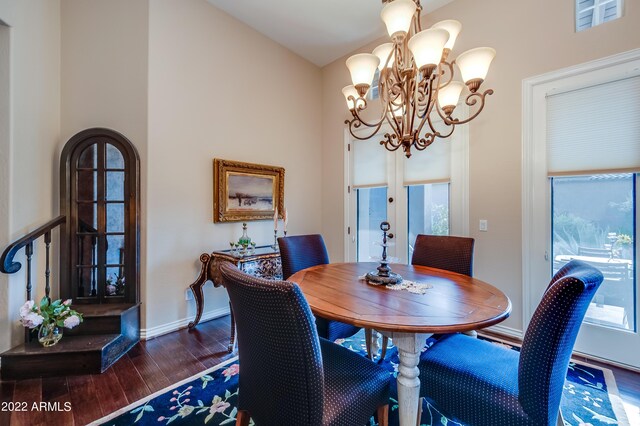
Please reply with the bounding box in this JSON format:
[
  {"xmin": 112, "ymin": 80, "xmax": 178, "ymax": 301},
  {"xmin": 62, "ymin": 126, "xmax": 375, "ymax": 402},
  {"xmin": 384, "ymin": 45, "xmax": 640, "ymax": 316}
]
[{"xmin": 342, "ymin": 0, "xmax": 495, "ymax": 158}]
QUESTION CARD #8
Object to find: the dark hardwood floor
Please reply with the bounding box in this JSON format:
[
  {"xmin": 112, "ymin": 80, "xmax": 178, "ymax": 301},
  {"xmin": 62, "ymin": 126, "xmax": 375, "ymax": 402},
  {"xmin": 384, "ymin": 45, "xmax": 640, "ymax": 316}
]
[
  {"xmin": 1, "ymin": 316, "xmax": 639, "ymax": 426},
  {"xmin": 0, "ymin": 315, "xmax": 235, "ymax": 426}
]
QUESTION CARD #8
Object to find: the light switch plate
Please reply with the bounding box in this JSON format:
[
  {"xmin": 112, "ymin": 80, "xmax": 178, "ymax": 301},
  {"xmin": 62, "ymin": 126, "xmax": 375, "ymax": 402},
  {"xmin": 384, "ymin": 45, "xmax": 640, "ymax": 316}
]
[{"xmin": 479, "ymin": 219, "xmax": 488, "ymax": 232}]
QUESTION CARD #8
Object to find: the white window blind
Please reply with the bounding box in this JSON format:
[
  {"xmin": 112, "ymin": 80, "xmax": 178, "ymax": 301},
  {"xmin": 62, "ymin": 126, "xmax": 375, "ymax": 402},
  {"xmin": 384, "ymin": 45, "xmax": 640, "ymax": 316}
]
[
  {"xmin": 576, "ymin": 0, "xmax": 622, "ymax": 32},
  {"xmin": 403, "ymin": 138, "xmax": 451, "ymax": 185},
  {"xmin": 546, "ymin": 75, "xmax": 640, "ymax": 175},
  {"xmin": 352, "ymin": 139, "xmax": 387, "ymax": 188}
]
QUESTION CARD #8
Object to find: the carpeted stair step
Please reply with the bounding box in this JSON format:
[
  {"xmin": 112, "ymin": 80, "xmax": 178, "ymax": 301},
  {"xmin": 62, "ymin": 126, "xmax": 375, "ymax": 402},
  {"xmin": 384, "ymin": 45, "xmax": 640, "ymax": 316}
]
[{"xmin": 0, "ymin": 333, "xmax": 128, "ymax": 380}]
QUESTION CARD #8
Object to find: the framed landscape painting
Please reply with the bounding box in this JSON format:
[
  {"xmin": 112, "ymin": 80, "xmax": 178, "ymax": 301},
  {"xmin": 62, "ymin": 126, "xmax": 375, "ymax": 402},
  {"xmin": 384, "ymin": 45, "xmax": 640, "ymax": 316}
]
[{"xmin": 213, "ymin": 159, "xmax": 285, "ymax": 222}]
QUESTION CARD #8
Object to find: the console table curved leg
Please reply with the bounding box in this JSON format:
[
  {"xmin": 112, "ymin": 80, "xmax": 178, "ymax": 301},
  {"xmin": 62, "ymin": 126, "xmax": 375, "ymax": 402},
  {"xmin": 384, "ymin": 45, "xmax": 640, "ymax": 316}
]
[
  {"xmin": 387, "ymin": 332, "xmax": 431, "ymax": 426},
  {"xmin": 188, "ymin": 253, "xmax": 211, "ymax": 329},
  {"xmin": 188, "ymin": 281, "xmax": 205, "ymax": 329}
]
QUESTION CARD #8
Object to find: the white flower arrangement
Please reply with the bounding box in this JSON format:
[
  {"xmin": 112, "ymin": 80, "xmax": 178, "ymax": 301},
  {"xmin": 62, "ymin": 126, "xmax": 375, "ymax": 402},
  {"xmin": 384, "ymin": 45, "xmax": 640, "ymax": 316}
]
[{"xmin": 19, "ymin": 297, "xmax": 83, "ymax": 330}]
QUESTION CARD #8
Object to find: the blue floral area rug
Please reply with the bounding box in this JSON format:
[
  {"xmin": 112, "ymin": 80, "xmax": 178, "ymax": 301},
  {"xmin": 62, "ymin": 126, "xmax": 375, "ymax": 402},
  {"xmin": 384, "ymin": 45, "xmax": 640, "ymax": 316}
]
[{"xmin": 94, "ymin": 332, "xmax": 629, "ymax": 426}]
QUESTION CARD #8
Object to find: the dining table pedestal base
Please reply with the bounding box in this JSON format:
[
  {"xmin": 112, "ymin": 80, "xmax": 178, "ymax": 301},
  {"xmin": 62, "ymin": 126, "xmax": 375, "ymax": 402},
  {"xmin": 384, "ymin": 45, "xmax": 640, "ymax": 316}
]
[{"xmin": 382, "ymin": 331, "xmax": 432, "ymax": 426}]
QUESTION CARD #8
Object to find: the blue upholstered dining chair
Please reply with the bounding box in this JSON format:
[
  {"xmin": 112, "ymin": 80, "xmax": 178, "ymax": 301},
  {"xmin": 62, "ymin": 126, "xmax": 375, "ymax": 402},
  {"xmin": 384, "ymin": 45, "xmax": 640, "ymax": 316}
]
[
  {"xmin": 411, "ymin": 234, "xmax": 475, "ymax": 277},
  {"xmin": 278, "ymin": 234, "xmax": 362, "ymax": 342},
  {"xmin": 219, "ymin": 261, "xmax": 390, "ymax": 426},
  {"xmin": 417, "ymin": 260, "xmax": 603, "ymax": 426},
  {"xmin": 372, "ymin": 234, "xmax": 476, "ymax": 360}
]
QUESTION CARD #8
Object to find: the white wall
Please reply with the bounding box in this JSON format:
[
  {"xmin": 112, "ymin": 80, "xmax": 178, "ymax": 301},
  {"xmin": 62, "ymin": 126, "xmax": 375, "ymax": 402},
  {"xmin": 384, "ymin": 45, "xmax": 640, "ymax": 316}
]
[
  {"xmin": 0, "ymin": 0, "xmax": 61, "ymax": 352},
  {"xmin": 60, "ymin": 0, "xmax": 149, "ymax": 325},
  {"xmin": 146, "ymin": 0, "xmax": 323, "ymax": 332},
  {"xmin": 321, "ymin": 0, "xmax": 640, "ymax": 333}
]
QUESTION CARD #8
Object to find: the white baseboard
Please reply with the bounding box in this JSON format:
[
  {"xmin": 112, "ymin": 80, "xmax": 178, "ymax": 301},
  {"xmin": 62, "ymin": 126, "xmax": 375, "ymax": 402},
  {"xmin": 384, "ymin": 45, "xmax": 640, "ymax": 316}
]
[
  {"xmin": 140, "ymin": 306, "xmax": 231, "ymax": 340},
  {"xmin": 485, "ymin": 324, "xmax": 524, "ymax": 340}
]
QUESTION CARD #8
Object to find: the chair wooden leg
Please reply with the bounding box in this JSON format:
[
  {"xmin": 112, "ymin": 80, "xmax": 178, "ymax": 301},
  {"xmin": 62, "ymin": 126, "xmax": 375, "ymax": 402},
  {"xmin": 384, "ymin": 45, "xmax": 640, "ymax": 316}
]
[
  {"xmin": 417, "ymin": 397, "xmax": 424, "ymax": 426},
  {"xmin": 380, "ymin": 336, "xmax": 389, "ymax": 362},
  {"xmin": 365, "ymin": 328, "xmax": 374, "ymax": 360},
  {"xmin": 236, "ymin": 410, "xmax": 250, "ymax": 426},
  {"xmin": 376, "ymin": 404, "xmax": 389, "ymax": 426}
]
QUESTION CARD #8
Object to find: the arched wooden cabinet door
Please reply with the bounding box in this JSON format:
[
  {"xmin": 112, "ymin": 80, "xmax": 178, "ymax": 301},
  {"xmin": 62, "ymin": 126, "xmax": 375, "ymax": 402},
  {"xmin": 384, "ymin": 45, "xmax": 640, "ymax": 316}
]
[{"xmin": 60, "ymin": 128, "xmax": 140, "ymax": 304}]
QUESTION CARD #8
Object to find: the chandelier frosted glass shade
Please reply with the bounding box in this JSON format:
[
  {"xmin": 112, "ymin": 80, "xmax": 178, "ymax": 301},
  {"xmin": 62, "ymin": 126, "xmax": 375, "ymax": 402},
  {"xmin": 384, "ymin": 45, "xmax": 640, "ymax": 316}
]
[
  {"xmin": 343, "ymin": 0, "xmax": 495, "ymax": 158},
  {"xmin": 373, "ymin": 43, "xmax": 395, "ymax": 70},
  {"xmin": 381, "ymin": 0, "xmax": 417, "ymax": 39},
  {"xmin": 342, "ymin": 85, "xmax": 365, "ymax": 110},
  {"xmin": 437, "ymin": 81, "xmax": 465, "ymax": 114},
  {"xmin": 346, "ymin": 53, "xmax": 380, "ymax": 95},
  {"xmin": 456, "ymin": 47, "xmax": 496, "ymax": 89},
  {"xmin": 431, "ymin": 20, "xmax": 462, "ymax": 52},
  {"xmin": 408, "ymin": 28, "xmax": 449, "ymax": 72}
]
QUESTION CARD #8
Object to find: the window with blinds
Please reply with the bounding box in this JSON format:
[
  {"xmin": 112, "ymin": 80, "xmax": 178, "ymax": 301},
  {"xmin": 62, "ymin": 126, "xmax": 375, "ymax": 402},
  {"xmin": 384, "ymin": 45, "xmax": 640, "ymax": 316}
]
[
  {"xmin": 546, "ymin": 75, "xmax": 640, "ymax": 176},
  {"xmin": 576, "ymin": 0, "xmax": 623, "ymax": 32},
  {"xmin": 546, "ymin": 68, "xmax": 638, "ymax": 332}
]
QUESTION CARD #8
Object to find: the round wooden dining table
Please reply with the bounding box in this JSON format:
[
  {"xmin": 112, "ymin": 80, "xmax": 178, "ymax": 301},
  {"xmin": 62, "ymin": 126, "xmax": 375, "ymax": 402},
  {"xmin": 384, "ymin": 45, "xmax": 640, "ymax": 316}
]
[{"xmin": 289, "ymin": 262, "xmax": 511, "ymax": 426}]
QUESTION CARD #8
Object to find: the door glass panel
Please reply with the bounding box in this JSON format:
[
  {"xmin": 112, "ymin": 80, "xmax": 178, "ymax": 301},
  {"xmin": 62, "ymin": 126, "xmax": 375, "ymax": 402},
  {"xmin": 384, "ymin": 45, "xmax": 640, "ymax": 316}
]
[
  {"xmin": 356, "ymin": 186, "xmax": 388, "ymax": 261},
  {"xmin": 106, "ymin": 203, "xmax": 125, "ymax": 233},
  {"xmin": 106, "ymin": 143, "xmax": 124, "ymax": 169},
  {"xmin": 77, "ymin": 170, "xmax": 98, "ymax": 201},
  {"xmin": 78, "ymin": 144, "xmax": 97, "ymax": 169},
  {"xmin": 106, "ymin": 171, "xmax": 125, "ymax": 201},
  {"xmin": 552, "ymin": 174, "xmax": 636, "ymax": 331},
  {"xmin": 407, "ymin": 183, "xmax": 450, "ymax": 259}
]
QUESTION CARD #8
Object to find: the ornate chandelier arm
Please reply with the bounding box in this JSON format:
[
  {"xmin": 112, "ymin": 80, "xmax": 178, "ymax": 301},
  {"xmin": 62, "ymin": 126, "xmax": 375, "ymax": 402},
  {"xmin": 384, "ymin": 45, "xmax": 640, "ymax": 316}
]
[
  {"xmin": 441, "ymin": 89, "xmax": 494, "ymax": 126},
  {"xmin": 345, "ymin": 115, "xmax": 385, "ymax": 141},
  {"xmin": 380, "ymin": 133, "xmax": 404, "ymax": 152},
  {"xmin": 414, "ymin": 133, "xmax": 438, "ymax": 151},
  {"xmin": 347, "ymin": 95, "xmax": 387, "ymax": 128}
]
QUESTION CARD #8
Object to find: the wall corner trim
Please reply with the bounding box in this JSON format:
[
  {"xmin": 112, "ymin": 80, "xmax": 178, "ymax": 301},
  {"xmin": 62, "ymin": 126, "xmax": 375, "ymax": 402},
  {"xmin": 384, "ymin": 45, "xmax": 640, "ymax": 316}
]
[{"xmin": 140, "ymin": 307, "xmax": 231, "ymax": 340}]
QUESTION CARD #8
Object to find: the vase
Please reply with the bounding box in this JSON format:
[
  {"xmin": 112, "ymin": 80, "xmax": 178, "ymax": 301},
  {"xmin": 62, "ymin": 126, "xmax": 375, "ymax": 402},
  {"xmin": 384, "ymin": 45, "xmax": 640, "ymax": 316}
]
[{"xmin": 38, "ymin": 323, "xmax": 63, "ymax": 347}]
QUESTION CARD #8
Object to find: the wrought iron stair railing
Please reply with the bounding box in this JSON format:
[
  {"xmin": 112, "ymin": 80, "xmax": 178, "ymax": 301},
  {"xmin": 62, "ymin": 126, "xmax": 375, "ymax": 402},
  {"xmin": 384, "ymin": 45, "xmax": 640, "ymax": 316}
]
[{"xmin": 1, "ymin": 215, "xmax": 65, "ymax": 306}]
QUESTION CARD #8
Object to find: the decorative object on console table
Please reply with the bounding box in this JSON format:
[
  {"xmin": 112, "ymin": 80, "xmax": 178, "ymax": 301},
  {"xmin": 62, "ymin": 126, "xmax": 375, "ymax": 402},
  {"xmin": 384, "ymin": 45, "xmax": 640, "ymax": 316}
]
[
  {"xmin": 366, "ymin": 221, "xmax": 402, "ymax": 285},
  {"xmin": 213, "ymin": 158, "xmax": 285, "ymax": 223},
  {"xmin": 187, "ymin": 246, "xmax": 282, "ymax": 352}
]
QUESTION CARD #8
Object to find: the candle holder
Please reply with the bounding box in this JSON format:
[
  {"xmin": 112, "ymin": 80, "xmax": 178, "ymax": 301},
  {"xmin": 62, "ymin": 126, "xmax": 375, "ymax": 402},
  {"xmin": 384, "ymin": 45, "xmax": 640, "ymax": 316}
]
[
  {"xmin": 365, "ymin": 221, "xmax": 402, "ymax": 285},
  {"xmin": 271, "ymin": 229, "xmax": 279, "ymax": 252}
]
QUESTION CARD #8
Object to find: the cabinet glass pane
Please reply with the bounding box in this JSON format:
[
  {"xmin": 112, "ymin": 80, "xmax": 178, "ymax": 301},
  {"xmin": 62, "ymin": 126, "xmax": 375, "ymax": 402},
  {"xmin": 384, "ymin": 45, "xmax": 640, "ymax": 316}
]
[
  {"xmin": 77, "ymin": 170, "xmax": 98, "ymax": 201},
  {"xmin": 106, "ymin": 171, "xmax": 125, "ymax": 201},
  {"xmin": 76, "ymin": 234, "xmax": 98, "ymax": 267},
  {"xmin": 78, "ymin": 144, "xmax": 97, "ymax": 168},
  {"xmin": 105, "ymin": 266, "xmax": 125, "ymax": 297},
  {"xmin": 106, "ymin": 235, "xmax": 125, "ymax": 265},
  {"xmin": 77, "ymin": 203, "xmax": 97, "ymax": 231},
  {"xmin": 106, "ymin": 143, "xmax": 124, "ymax": 169},
  {"xmin": 106, "ymin": 203, "xmax": 125, "ymax": 233},
  {"xmin": 76, "ymin": 266, "xmax": 98, "ymax": 298}
]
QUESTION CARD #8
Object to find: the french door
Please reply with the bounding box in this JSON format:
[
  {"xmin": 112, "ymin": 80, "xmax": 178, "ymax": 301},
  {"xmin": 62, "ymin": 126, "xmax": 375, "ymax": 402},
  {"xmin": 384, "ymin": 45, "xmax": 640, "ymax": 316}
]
[
  {"xmin": 345, "ymin": 123, "xmax": 468, "ymax": 264},
  {"xmin": 524, "ymin": 50, "xmax": 640, "ymax": 368}
]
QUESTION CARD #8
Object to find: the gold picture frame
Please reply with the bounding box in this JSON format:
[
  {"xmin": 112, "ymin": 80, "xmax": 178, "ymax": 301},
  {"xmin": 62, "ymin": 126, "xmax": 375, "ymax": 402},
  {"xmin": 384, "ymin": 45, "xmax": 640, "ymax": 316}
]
[{"xmin": 213, "ymin": 159, "xmax": 285, "ymax": 223}]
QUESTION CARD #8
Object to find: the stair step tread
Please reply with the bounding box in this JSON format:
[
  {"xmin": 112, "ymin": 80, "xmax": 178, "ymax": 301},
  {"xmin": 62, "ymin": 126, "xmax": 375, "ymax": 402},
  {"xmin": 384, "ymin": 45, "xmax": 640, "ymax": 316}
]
[
  {"xmin": 72, "ymin": 303, "xmax": 138, "ymax": 317},
  {"xmin": 2, "ymin": 334, "xmax": 122, "ymax": 356}
]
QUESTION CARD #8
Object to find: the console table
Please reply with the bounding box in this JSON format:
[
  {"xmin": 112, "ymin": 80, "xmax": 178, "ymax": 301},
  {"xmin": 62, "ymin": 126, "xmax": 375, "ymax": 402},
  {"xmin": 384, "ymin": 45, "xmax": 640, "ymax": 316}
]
[{"xmin": 187, "ymin": 245, "xmax": 282, "ymax": 351}]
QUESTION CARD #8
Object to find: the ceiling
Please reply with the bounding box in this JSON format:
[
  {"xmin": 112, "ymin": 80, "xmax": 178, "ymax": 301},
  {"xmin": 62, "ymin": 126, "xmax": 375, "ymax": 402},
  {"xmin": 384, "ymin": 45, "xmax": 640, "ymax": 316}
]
[{"xmin": 206, "ymin": 0, "xmax": 455, "ymax": 67}]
